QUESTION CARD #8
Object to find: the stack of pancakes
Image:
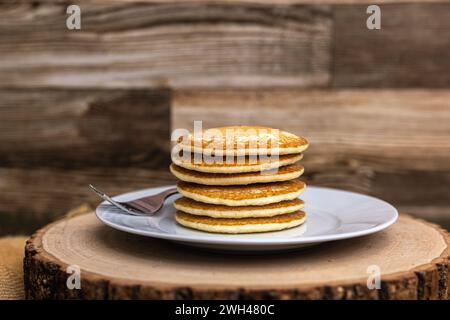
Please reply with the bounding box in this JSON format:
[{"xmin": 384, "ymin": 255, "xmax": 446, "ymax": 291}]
[{"xmin": 170, "ymin": 126, "xmax": 309, "ymax": 234}]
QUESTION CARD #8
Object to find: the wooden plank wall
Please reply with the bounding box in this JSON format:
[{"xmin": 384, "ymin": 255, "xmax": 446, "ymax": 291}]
[
  {"xmin": 2, "ymin": 2, "xmax": 450, "ymax": 88},
  {"xmin": 0, "ymin": 3, "xmax": 332, "ymax": 88},
  {"xmin": 333, "ymin": 3, "xmax": 450, "ymax": 87},
  {"xmin": 0, "ymin": 1, "xmax": 449, "ymax": 233}
]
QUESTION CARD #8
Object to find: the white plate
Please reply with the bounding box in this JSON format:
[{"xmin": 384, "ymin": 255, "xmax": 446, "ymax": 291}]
[{"xmin": 95, "ymin": 185, "xmax": 398, "ymax": 252}]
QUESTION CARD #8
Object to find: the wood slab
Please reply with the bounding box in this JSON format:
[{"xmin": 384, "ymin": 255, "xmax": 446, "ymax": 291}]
[
  {"xmin": 174, "ymin": 89, "xmax": 450, "ymax": 171},
  {"xmin": 24, "ymin": 213, "xmax": 450, "ymax": 299}
]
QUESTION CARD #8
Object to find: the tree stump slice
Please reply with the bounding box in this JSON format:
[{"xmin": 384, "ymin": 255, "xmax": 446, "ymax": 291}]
[{"xmin": 24, "ymin": 213, "xmax": 450, "ymax": 300}]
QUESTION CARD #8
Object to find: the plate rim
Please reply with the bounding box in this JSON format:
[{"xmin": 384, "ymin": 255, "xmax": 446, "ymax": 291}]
[{"xmin": 95, "ymin": 185, "xmax": 398, "ymax": 246}]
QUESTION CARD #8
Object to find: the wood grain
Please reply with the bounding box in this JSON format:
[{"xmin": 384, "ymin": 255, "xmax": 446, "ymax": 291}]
[
  {"xmin": 24, "ymin": 213, "xmax": 450, "ymax": 299},
  {"xmin": 333, "ymin": 3, "xmax": 450, "ymax": 87},
  {"xmin": 173, "ymin": 89, "xmax": 450, "ymax": 171},
  {"xmin": 0, "ymin": 2, "xmax": 332, "ymax": 89},
  {"xmin": 0, "ymin": 88, "xmax": 170, "ymax": 168},
  {"xmin": 2, "ymin": 2, "xmax": 450, "ymax": 89}
]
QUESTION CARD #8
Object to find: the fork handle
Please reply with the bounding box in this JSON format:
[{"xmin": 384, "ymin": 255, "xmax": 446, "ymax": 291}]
[{"xmin": 96, "ymin": 191, "xmax": 138, "ymax": 215}]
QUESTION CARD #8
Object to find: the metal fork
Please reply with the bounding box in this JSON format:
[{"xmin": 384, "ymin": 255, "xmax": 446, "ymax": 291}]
[{"xmin": 89, "ymin": 184, "xmax": 177, "ymax": 216}]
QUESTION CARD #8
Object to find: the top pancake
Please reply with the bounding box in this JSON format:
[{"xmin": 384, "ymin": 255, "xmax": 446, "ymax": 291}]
[{"xmin": 177, "ymin": 126, "xmax": 309, "ymax": 156}]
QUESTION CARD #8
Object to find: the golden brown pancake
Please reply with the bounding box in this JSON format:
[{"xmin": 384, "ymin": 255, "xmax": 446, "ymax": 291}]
[
  {"xmin": 175, "ymin": 211, "xmax": 306, "ymax": 234},
  {"xmin": 174, "ymin": 197, "xmax": 304, "ymax": 218},
  {"xmin": 177, "ymin": 180, "xmax": 306, "ymax": 206},
  {"xmin": 170, "ymin": 163, "xmax": 304, "ymax": 185},
  {"xmin": 172, "ymin": 153, "xmax": 303, "ymax": 174},
  {"xmin": 177, "ymin": 126, "xmax": 309, "ymax": 156}
]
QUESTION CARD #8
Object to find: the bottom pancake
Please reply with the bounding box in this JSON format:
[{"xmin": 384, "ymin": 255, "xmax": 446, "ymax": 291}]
[{"xmin": 175, "ymin": 211, "xmax": 306, "ymax": 234}]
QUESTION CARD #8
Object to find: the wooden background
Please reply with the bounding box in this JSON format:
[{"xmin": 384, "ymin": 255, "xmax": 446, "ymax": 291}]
[{"xmin": 0, "ymin": 0, "xmax": 449, "ymax": 234}]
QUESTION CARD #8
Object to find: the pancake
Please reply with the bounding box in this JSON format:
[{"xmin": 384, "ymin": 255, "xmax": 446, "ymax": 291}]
[
  {"xmin": 177, "ymin": 180, "xmax": 305, "ymax": 206},
  {"xmin": 172, "ymin": 153, "xmax": 303, "ymax": 174},
  {"xmin": 170, "ymin": 163, "xmax": 304, "ymax": 185},
  {"xmin": 174, "ymin": 197, "xmax": 304, "ymax": 218},
  {"xmin": 175, "ymin": 211, "xmax": 306, "ymax": 234},
  {"xmin": 178, "ymin": 126, "xmax": 309, "ymax": 156}
]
